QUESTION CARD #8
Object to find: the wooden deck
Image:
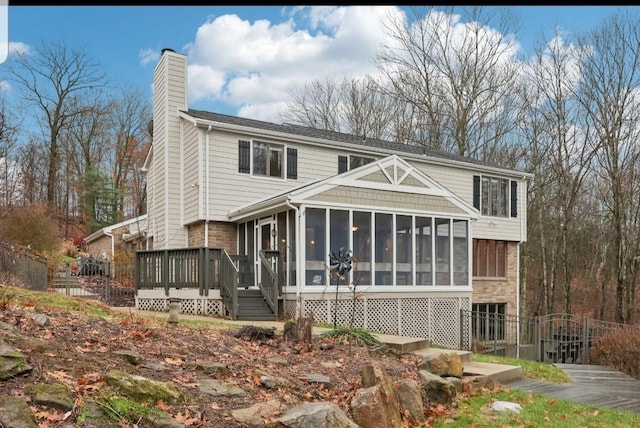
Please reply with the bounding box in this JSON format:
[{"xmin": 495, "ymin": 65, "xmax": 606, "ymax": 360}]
[{"xmin": 503, "ymin": 364, "xmax": 640, "ymax": 414}]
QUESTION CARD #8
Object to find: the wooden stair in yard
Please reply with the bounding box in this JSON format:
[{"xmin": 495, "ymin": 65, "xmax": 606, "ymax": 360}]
[
  {"xmin": 51, "ymin": 276, "xmax": 100, "ymax": 300},
  {"xmin": 236, "ymin": 288, "xmax": 276, "ymax": 321}
]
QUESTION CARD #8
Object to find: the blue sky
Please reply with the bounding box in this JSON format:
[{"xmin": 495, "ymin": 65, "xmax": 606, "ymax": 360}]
[{"xmin": 0, "ymin": 5, "xmax": 631, "ymax": 126}]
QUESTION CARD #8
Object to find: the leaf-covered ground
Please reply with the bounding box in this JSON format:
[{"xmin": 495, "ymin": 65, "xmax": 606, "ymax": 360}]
[{"xmin": 0, "ymin": 287, "xmax": 457, "ymax": 427}]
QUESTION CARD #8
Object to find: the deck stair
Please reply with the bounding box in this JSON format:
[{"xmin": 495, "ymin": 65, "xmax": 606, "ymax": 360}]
[{"xmin": 236, "ymin": 288, "xmax": 276, "ymax": 321}]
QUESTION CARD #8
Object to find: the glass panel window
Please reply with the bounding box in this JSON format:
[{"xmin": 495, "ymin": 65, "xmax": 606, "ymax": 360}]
[
  {"xmin": 350, "ymin": 155, "xmax": 375, "ymax": 170},
  {"xmin": 481, "ymin": 176, "xmax": 509, "ymax": 217},
  {"xmin": 353, "ymin": 211, "xmax": 371, "ymax": 286},
  {"xmin": 329, "ymin": 209, "xmax": 349, "ymax": 286},
  {"xmin": 435, "ymin": 218, "xmax": 450, "ymax": 285},
  {"xmin": 395, "ymin": 215, "xmax": 412, "ymax": 285},
  {"xmin": 453, "ymin": 219, "xmax": 468, "ymax": 285},
  {"xmin": 415, "ymin": 216, "xmax": 432, "ymax": 285},
  {"xmin": 375, "ymin": 213, "xmax": 393, "ymax": 285},
  {"xmin": 253, "ymin": 141, "xmax": 284, "ymax": 178},
  {"xmin": 305, "ymin": 208, "xmax": 326, "ymax": 285}
]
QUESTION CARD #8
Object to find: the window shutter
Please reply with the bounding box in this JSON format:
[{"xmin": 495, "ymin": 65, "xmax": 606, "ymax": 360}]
[
  {"xmin": 473, "ymin": 175, "xmax": 480, "ymax": 210},
  {"xmin": 510, "ymin": 180, "xmax": 518, "ymax": 217},
  {"xmin": 338, "ymin": 155, "xmax": 348, "ymax": 174},
  {"xmin": 287, "ymin": 148, "xmax": 297, "ymax": 179},
  {"xmin": 238, "ymin": 140, "xmax": 250, "ymax": 173}
]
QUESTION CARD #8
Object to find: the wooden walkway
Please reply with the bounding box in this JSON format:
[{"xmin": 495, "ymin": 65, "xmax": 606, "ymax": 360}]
[{"xmin": 503, "ymin": 364, "xmax": 640, "ymax": 414}]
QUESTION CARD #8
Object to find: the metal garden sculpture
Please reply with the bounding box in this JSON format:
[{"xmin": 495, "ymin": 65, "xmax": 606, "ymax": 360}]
[{"xmin": 329, "ymin": 247, "xmax": 353, "ymax": 330}]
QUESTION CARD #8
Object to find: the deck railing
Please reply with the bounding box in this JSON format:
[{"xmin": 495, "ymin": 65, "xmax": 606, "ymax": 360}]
[
  {"xmin": 219, "ymin": 250, "xmax": 239, "ymax": 319},
  {"xmin": 258, "ymin": 249, "xmax": 279, "ymax": 315},
  {"xmin": 134, "ymin": 247, "xmax": 251, "ymax": 319},
  {"xmin": 136, "ymin": 247, "xmax": 224, "ymax": 295}
]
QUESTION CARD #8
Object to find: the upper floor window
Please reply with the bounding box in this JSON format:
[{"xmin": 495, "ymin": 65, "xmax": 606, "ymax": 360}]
[
  {"xmin": 338, "ymin": 154, "xmax": 375, "ymax": 173},
  {"xmin": 473, "ymin": 175, "xmax": 518, "ymax": 218},
  {"xmin": 238, "ymin": 140, "xmax": 297, "ymax": 179},
  {"xmin": 254, "ymin": 141, "xmax": 282, "ymax": 177}
]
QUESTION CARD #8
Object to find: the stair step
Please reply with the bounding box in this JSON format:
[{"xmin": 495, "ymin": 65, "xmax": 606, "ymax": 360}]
[
  {"xmin": 463, "ymin": 360, "xmax": 523, "ymax": 383},
  {"xmin": 412, "ymin": 348, "xmax": 474, "ymax": 363},
  {"xmin": 236, "ymin": 314, "xmax": 277, "ymax": 321}
]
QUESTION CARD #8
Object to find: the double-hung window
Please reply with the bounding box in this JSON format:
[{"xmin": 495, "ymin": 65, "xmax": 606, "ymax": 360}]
[
  {"xmin": 473, "ymin": 175, "xmax": 518, "ymax": 218},
  {"xmin": 238, "ymin": 140, "xmax": 297, "ymax": 179},
  {"xmin": 253, "ymin": 141, "xmax": 283, "ymax": 178}
]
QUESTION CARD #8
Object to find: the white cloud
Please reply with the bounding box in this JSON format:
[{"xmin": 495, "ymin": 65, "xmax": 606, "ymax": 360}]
[
  {"xmin": 183, "ymin": 6, "xmax": 403, "ymax": 122},
  {"xmin": 139, "ymin": 48, "xmax": 160, "ymax": 66},
  {"xmin": 180, "ymin": 6, "xmax": 526, "ymax": 124},
  {"xmin": 0, "ymin": 81, "xmax": 10, "ymax": 92},
  {"xmin": 0, "ymin": 41, "xmax": 31, "ymax": 57}
]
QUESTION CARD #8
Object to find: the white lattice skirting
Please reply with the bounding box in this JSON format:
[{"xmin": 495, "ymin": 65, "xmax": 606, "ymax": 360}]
[
  {"xmin": 136, "ymin": 289, "xmax": 225, "ymax": 317},
  {"xmin": 283, "ymin": 293, "xmax": 471, "ymax": 350},
  {"xmin": 135, "ymin": 289, "xmax": 471, "ymax": 349}
]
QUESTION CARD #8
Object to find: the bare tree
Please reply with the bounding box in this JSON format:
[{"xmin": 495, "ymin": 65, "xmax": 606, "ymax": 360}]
[
  {"xmin": 523, "ymin": 31, "xmax": 597, "ymax": 315},
  {"xmin": 105, "ymin": 85, "xmax": 151, "ymax": 218},
  {"xmin": 8, "ymin": 40, "xmax": 107, "ymax": 210},
  {"xmin": 284, "ymin": 75, "xmax": 416, "ymax": 144},
  {"xmin": 576, "ymin": 10, "xmax": 640, "ymax": 323},
  {"xmin": 376, "ymin": 6, "xmax": 523, "ymax": 160},
  {"xmin": 0, "ymin": 98, "xmax": 20, "ymax": 208},
  {"xmin": 60, "ymin": 94, "xmax": 112, "ymax": 232},
  {"xmin": 284, "ymin": 77, "xmax": 342, "ymax": 131}
]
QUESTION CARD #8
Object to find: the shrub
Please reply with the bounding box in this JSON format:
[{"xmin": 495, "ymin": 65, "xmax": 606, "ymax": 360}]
[
  {"xmin": 0, "ymin": 203, "xmax": 60, "ymax": 253},
  {"xmin": 589, "ymin": 329, "xmax": 640, "ymax": 380},
  {"xmin": 60, "ymin": 238, "xmax": 80, "ymax": 258}
]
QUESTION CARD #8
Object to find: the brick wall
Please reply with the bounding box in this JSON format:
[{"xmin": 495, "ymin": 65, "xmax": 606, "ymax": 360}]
[
  {"xmin": 188, "ymin": 221, "xmax": 237, "ymax": 253},
  {"xmin": 472, "ymin": 241, "xmax": 519, "ymax": 317}
]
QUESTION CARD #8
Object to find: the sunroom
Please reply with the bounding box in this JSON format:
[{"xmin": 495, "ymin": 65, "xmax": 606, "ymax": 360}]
[{"xmin": 229, "ymin": 155, "xmax": 479, "ymax": 348}]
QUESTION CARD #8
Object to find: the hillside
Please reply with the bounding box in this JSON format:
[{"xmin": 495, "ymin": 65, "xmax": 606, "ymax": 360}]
[{"xmin": 0, "ymin": 285, "xmax": 462, "ymax": 427}]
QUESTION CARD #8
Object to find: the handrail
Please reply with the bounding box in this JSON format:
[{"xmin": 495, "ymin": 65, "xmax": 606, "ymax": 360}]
[
  {"xmin": 219, "ymin": 249, "xmax": 239, "ymax": 320},
  {"xmin": 258, "ymin": 249, "xmax": 279, "ymax": 315}
]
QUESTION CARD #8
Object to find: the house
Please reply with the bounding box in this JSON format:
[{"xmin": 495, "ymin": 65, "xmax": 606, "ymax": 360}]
[
  {"xmin": 136, "ymin": 48, "xmax": 531, "ymax": 349},
  {"xmin": 86, "ymin": 214, "xmax": 148, "ymax": 261}
]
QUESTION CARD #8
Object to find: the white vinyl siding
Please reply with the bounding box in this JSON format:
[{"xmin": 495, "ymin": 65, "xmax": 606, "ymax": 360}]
[
  {"xmin": 412, "ymin": 163, "xmax": 526, "ymax": 242},
  {"xmin": 151, "ymin": 51, "xmax": 188, "ymax": 248},
  {"xmin": 182, "ymin": 123, "xmax": 201, "ymax": 224},
  {"xmin": 207, "ymin": 131, "xmax": 337, "ymax": 219}
]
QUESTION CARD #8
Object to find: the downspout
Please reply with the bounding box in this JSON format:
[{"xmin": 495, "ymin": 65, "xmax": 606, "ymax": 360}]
[
  {"xmin": 516, "ymin": 241, "xmax": 521, "ymax": 359},
  {"xmin": 204, "ymin": 125, "xmax": 212, "ymax": 247},
  {"xmin": 516, "ymin": 176, "xmax": 526, "ymax": 359},
  {"xmin": 285, "ymin": 198, "xmax": 302, "ymax": 319}
]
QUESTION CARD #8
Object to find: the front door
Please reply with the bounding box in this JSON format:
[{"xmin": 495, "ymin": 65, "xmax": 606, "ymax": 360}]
[{"xmin": 256, "ymin": 217, "xmax": 277, "ymax": 286}]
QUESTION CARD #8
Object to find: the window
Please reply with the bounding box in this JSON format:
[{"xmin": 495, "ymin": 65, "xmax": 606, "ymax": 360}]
[
  {"xmin": 301, "ymin": 207, "xmax": 470, "ymax": 287},
  {"xmin": 254, "ymin": 141, "xmax": 282, "ymax": 177},
  {"xmin": 305, "ymin": 208, "xmax": 326, "ymax": 285},
  {"xmin": 415, "ymin": 216, "xmax": 432, "ymax": 285},
  {"xmin": 473, "ymin": 175, "xmax": 517, "ymax": 218},
  {"xmin": 435, "ymin": 218, "xmax": 450, "ymax": 285},
  {"xmin": 238, "ymin": 140, "xmax": 297, "ymax": 179},
  {"xmin": 352, "ymin": 211, "xmax": 371, "ymax": 285},
  {"xmin": 473, "ymin": 239, "xmax": 507, "ymax": 278},
  {"xmin": 472, "ymin": 303, "xmax": 506, "ymax": 341},
  {"xmin": 338, "ymin": 154, "xmax": 375, "ymax": 173}
]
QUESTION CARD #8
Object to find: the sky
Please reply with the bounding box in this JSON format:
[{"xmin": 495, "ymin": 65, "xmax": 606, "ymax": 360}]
[{"xmin": 0, "ymin": 5, "xmax": 632, "ymax": 127}]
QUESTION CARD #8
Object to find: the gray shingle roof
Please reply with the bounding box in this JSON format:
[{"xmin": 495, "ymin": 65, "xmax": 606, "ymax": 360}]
[{"xmin": 185, "ymin": 108, "xmax": 515, "ymax": 171}]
